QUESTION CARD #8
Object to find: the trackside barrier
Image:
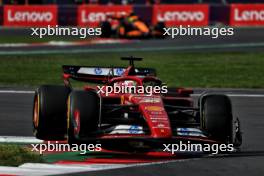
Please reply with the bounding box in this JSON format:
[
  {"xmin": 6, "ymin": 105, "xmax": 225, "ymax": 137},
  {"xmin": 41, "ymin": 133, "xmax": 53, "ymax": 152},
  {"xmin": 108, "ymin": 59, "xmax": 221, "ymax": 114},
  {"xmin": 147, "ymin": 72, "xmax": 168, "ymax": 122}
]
[
  {"xmin": 209, "ymin": 4, "xmax": 230, "ymax": 25},
  {"xmin": 77, "ymin": 5, "xmax": 133, "ymax": 27},
  {"xmin": 3, "ymin": 5, "xmax": 58, "ymax": 27},
  {"xmin": 1, "ymin": 4, "xmax": 264, "ymax": 27},
  {"xmin": 230, "ymin": 4, "xmax": 264, "ymax": 26},
  {"xmin": 58, "ymin": 5, "xmax": 77, "ymax": 26},
  {"xmin": 133, "ymin": 5, "xmax": 153, "ymax": 25},
  {"xmin": 152, "ymin": 4, "xmax": 210, "ymax": 26}
]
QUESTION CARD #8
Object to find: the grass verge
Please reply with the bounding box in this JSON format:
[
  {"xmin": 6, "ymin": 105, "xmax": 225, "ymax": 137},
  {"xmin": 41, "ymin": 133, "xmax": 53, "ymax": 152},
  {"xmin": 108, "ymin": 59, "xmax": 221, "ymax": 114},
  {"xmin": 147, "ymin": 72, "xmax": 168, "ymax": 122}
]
[
  {"xmin": 0, "ymin": 51, "xmax": 264, "ymax": 88},
  {"xmin": 0, "ymin": 144, "xmax": 44, "ymax": 166}
]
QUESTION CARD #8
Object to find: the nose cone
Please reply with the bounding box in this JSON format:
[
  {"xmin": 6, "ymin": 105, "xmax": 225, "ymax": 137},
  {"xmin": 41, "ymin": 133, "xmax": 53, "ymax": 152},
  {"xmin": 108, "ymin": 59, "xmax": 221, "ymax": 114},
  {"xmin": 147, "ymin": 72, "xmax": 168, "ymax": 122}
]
[{"xmin": 139, "ymin": 98, "xmax": 172, "ymax": 138}]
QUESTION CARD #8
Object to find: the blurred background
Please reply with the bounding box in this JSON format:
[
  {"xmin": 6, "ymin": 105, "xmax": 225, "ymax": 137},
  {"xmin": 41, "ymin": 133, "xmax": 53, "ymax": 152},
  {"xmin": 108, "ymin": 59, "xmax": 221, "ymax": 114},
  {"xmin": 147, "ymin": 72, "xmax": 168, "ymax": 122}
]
[{"xmin": 0, "ymin": 1, "xmax": 264, "ymax": 174}]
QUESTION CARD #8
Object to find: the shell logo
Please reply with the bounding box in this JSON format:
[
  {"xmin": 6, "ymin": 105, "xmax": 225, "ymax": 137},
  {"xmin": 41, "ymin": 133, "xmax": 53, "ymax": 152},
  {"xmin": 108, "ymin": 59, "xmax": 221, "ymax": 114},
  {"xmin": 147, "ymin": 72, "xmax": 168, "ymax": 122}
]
[{"xmin": 145, "ymin": 106, "xmax": 162, "ymax": 111}]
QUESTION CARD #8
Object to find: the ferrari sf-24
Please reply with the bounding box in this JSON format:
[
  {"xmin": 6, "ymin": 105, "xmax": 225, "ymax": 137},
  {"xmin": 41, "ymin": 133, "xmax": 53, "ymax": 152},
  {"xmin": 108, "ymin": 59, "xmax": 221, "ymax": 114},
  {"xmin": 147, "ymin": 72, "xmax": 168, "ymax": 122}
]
[{"xmin": 33, "ymin": 57, "xmax": 242, "ymax": 152}]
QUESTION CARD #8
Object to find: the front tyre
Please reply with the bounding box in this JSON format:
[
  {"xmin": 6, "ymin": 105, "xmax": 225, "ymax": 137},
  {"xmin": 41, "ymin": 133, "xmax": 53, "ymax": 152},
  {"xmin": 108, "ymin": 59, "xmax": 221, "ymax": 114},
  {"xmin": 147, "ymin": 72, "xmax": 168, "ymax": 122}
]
[
  {"xmin": 100, "ymin": 21, "xmax": 112, "ymax": 38},
  {"xmin": 153, "ymin": 22, "xmax": 166, "ymax": 39},
  {"xmin": 201, "ymin": 94, "xmax": 233, "ymax": 143},
  {"xmin": 33, "ymin": 85, "xmax": 71, "ymax": 140}
]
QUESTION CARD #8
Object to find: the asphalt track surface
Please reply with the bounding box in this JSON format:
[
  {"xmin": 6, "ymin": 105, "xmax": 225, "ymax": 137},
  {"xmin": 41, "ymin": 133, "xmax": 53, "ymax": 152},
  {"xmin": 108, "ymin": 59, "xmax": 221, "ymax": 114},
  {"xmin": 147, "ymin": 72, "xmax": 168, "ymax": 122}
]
[
  {"xmin": 0, "ymin": 27, "xmax": 264, "ymax": 53},
  {"xmin": 0, "ymin": 88, "xmax": 264, "ymax": 175}
]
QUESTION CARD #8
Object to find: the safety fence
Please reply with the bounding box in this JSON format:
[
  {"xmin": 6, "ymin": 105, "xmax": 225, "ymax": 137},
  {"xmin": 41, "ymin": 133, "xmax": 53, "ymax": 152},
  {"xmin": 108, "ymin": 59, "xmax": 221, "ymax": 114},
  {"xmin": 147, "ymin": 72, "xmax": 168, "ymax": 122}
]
[{"xmin": 0, "ymin": 4, "xmax": 264, "ymax": 27}]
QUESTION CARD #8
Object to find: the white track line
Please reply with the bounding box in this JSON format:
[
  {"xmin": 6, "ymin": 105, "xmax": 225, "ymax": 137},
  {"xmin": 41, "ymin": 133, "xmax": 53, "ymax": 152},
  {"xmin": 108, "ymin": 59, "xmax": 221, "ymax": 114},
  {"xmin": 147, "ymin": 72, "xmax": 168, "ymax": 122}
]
[
  {"xmin": 192, "ymin": 94, "xmax": 264, "ymax": 98},
  {"xmin": 0, "ymin": 42, "xmax": 264, "ymax": 55},
  {"xmin": 0, "ymin": 136, "xmax": 43, "ymax": 144},
  {"xmin": 0, "ymin": 43, "xmax": 30, "ymax": 47},
  {"xmin": 0, "ymin": 89, "xmax": 264, "ymax": 98},
  {"xmin": 0, "ymin": 90, "xmax": 34, "ymax": 94}
]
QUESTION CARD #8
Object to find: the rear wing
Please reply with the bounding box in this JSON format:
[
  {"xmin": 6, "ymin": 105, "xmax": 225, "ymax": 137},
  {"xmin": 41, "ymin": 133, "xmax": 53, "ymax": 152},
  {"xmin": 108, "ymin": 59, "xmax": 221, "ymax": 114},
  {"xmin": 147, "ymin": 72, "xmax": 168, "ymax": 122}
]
[{"xmin": 62, "ymin": 65, "xmax": 156, "ymax": 83}]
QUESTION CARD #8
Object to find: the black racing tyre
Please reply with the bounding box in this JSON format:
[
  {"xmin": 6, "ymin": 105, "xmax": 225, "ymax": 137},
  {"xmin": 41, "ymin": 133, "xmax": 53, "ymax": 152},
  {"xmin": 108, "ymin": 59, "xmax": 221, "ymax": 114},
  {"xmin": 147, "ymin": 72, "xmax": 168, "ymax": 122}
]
[
  {"xmin": 33, "ymin": 85, "xmax": 71, "ymax": 140},
  {"xmin": 67, "ymin": 90, "xmax": 100, "ymax": 144},
  {"xmin": 155, "ymin": 22, "xmax": 165, "ymax": 31},
  {"xmin": 153, "ymin": 22, "xmax": 166, "ymax": 39},
  {"xmin": 100, "ymin": 21, "xmax": 112, "ymax": 38},
  {"xmin": 201, "ymin": 94, "xmax": 233, "ymax": 143}
]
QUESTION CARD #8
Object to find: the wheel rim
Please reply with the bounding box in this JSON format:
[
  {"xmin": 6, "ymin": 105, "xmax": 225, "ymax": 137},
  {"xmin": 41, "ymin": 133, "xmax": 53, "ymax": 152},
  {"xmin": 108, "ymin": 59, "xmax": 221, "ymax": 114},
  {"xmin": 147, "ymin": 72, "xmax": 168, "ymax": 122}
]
[{"xmin": 33, "ymin": 95, "xmax": 39, "ymax": 128}]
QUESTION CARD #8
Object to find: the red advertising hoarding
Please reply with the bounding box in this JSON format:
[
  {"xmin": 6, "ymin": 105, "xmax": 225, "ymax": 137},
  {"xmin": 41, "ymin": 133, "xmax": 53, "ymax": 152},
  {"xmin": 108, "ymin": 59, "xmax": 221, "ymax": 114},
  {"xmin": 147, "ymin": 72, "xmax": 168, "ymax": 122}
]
[
  {"xmin": 152, "ymin": 5, "xmax": 209, "ymax": 27},
  {"xmin": 78, "ymin": 5, "xmax": 133, "ymax": 27},
  {"xmin": 3, "ymin": 5, "xmax": 57, "ymax": 27},
  {"xmin": 230, "ymin": 4, "xmax": 264, "ymax": 26}
]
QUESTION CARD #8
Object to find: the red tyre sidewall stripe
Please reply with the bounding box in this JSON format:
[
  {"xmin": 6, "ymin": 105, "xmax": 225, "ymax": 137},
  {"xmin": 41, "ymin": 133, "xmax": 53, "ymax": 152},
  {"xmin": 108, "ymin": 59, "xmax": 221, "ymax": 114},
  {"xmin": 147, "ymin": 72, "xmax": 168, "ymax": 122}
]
[{"xmin": 73, "ymin": 110, "xmax": 80, "ymax": 135}]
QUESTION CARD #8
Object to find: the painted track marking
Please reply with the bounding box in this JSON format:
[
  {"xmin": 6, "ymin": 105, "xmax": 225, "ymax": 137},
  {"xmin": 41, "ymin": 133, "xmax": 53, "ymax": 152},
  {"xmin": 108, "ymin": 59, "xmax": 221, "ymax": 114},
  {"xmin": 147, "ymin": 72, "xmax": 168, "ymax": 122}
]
[
  {"xmin": 0, "ymin": 42, "xmax": 264, "ymax": 55},
  {"xmin": 0, "ymin": 90, "xmax": 34, "ymax": 94},
  {"xmin": 192, "ymin": 94, "xmax": 264, "ymax": 98},
  {"xmin": 0, "ymin": 136, "xmax": 42, "ymax": 144},
  {"xmin": 1, "ymin": 89, "xmax": 264, "ymax": 97}
]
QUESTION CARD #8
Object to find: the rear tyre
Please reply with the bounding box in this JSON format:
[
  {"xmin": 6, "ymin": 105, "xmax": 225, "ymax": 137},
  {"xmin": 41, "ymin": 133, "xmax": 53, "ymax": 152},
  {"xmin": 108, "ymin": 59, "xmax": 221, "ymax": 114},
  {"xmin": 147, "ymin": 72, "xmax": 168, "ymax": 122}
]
[
  {"xmin": 153, "ymin": 22, "xmax": 166, "ymax": 39},
  {"xmin": 33, "ymin": 85, "xmax": 71, "ymax": 140},
  {"xmin": 201, "ymin": 94, "xmax": 233, "ymax": 143},
  {"xmin": 68, "ymin": 90, "xmax": 100, "ymax": 144},
  {"xmin": 100, "ymin": 21, "xmax": 112, "ymax": 38}
]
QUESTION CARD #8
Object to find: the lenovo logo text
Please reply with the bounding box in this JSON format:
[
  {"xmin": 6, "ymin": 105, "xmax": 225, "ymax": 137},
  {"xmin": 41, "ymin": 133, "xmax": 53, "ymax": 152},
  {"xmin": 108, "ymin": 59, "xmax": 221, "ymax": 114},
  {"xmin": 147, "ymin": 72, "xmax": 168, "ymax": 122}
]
[
  {"xmin": 234, "ymin": 8, "xmax": 264, "ymax": 21},
  {"xmin": 81, "ymin": 11, "xmax": 127, "ymax": 23},
  {"xmin": 7, "ymin": 10, "xmax": 53, "ymax": 22},
  {"xmin": 157, "ymin": 11, "xmax": 205, "ymax": 22}
]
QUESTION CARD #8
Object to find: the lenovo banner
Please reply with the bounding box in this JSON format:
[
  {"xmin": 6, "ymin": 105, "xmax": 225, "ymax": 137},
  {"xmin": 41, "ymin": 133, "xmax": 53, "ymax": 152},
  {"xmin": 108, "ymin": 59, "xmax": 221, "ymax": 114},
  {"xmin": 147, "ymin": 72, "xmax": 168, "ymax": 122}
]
[
  {"xmin": 230, "ymin": 4, "xmax": 264, "ymax": 26},
  {"xmin": 4, "ymin": 5, "xmax": 57, "ymax": 27},
  {"xmin": 78, "ymin": 5, "xmax": 133, "ymax": 27},
  {"xmin": 152, "ymin": 5, "xmax": 209, "ymax": 27}
]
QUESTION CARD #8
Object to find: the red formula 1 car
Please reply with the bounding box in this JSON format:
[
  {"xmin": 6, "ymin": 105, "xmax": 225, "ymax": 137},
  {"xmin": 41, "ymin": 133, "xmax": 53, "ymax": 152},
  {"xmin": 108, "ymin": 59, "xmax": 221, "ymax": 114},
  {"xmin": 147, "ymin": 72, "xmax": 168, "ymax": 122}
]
[
  {"xmin": 99, "ymin": 13, "xmax": 165, "ymax": 39},
  {"xmin": 33, "ymin": 57, "xmax": 242, "ymax": 152}
]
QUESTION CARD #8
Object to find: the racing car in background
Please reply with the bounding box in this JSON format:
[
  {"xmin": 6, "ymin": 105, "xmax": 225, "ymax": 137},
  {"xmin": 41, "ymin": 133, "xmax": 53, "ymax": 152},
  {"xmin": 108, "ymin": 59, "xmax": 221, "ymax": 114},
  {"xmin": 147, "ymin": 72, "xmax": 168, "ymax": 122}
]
[
  {"xmin": 99, "ymin": 13, "xmax": 165, "ymax": 39},
  {"xmin": 33, "ymin": 57, "xmax": 242, "ymax": 151}
]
